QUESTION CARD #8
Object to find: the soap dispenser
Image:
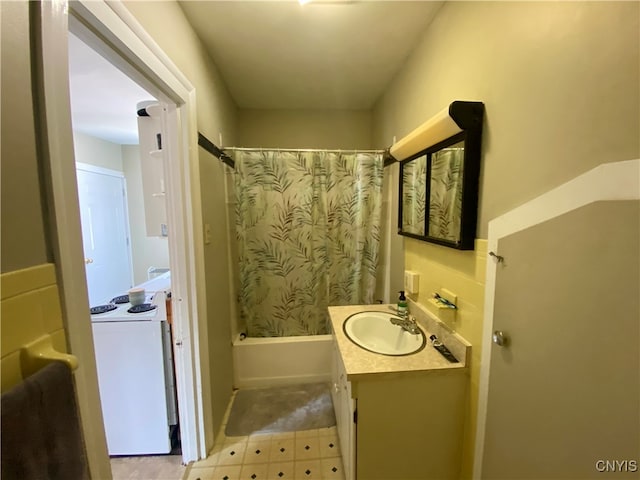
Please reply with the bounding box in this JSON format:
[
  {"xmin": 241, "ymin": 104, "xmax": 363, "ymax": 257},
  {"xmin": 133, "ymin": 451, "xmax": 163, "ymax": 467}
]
[{"xmin": 397, "ymin": 291, "xmax": 408, "ymax": 317}]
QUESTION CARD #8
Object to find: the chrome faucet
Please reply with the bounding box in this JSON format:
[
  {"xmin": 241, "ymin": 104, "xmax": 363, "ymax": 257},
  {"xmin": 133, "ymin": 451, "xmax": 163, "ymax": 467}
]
[{"xmin": 390, "ymin": 314, "xmax": 421, "ymax": 335}]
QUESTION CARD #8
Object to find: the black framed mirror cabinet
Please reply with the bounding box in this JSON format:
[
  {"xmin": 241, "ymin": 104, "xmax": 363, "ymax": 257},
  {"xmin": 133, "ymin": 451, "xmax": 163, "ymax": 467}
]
[{"xmin": 397, "ymin": 101, "xmax": 484, "ymax": 250}]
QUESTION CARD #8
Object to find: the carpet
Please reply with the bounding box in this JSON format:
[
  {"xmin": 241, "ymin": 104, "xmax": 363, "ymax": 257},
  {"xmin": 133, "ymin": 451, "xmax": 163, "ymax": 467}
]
[{"xmin": 225, "ymin": 382, "xmax": 336, "ymax": 437}]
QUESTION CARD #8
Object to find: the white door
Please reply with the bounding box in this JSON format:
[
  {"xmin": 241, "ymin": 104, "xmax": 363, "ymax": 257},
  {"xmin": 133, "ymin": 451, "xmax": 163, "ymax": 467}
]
[
  {"xmin": 76, "ymin": 164, "xmax": 133, "ymax": 305},
  {"xmin": 477, "ymin": 164, "xmax": 640, "ymax": 479}
]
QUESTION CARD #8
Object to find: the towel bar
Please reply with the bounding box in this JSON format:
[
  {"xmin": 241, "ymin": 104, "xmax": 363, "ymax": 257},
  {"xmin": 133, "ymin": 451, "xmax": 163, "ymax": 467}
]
[{"xmin": 21, "ymin": 334, "xmax": 78, "ymax": 374}]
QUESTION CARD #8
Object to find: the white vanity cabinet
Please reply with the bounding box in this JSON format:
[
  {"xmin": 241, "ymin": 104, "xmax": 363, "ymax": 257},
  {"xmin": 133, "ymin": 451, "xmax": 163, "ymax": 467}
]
[
  {"xmin": 331, "ymin": 343, "xmax": 356, "ymax": 480},
  {"xmin": 329, "ymin": 305, "xmax": 469, "ymax": 480}
]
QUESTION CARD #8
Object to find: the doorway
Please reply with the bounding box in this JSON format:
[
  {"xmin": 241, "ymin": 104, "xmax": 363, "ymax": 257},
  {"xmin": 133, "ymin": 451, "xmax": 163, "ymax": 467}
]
[
  {"xmin": 34, "ymin": 1, "xmax": 211, "ymax": 476},
  {"xmin": 69, "ymin": 31, "xmax": 181, "ymax": 469}
]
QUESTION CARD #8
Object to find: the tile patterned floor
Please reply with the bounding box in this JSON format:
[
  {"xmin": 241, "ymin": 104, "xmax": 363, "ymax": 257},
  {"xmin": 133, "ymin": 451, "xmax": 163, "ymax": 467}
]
[{"xmin": 184, "ymin": 392, "xmax": 345, "ymax": 480}]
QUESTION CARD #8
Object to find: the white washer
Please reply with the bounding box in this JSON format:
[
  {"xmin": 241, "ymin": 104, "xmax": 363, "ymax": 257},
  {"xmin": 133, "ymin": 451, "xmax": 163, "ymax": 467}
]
[{"xmin": 91, "ymin": 273, "xmax": 177, "ymax": 456}]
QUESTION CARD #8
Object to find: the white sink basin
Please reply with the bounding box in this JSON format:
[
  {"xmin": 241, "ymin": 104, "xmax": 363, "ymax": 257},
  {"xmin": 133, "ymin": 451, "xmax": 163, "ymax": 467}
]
[{"xmin": 343, "ymin": 311, "xmax": 426, "ymax": 356}]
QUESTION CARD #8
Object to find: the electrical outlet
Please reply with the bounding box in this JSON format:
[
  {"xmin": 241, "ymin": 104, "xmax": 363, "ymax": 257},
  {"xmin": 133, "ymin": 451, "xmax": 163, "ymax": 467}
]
[{"xmin": 404, "ymin": 270, "xmax": 420, "ymax": 295}]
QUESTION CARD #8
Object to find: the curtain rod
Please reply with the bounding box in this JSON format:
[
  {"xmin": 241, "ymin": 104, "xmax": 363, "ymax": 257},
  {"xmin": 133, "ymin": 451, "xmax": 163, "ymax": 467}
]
[
  {"xmin": 198, "ymin": 132, "xmax": 235, "ymax": 168},
  {"xmin": 224, "ymin": 147, "xmax": 388, "ymax": 154},
  {"xmin": 200, "ymin": 144, "xmax": 395, "ymax": 169},
  {"xmin": 227, "ymin": 146, "xmax": 396, "ymax": 168}
]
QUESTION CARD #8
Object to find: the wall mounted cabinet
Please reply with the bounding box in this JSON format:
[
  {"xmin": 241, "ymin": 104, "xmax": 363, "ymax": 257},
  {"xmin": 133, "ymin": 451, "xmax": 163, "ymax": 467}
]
[
  {"xmin": 394, "ymin": 101, "xmax": 484, "ymax": 250},
  {"xmin": 137, "ymin": 105, "xmax": 168, "ymax": 237}
]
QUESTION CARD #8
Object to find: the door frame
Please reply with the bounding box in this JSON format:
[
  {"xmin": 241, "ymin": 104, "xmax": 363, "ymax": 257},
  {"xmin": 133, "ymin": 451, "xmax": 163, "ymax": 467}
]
[
  {"xmin": 33, "ymin": 1, "xmax": 210, "ymax": 476},
  {"xmin": 75, "ymin": 162, "xmax": 135, "ymax": 299},
  {"xmin": 473, "ymin": 158, "xmax": 640, "ymax": 478}
]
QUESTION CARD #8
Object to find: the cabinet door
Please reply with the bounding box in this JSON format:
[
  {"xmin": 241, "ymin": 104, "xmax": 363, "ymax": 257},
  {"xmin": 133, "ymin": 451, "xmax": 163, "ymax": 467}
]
[
  {"xmin": 137, "ymin": 113, "xmax": 167, "ymax": 237},
  {"xmin": 331, "ymin": 343, "xmax": 342, "ymax": 437},
  {"xmin": 340, "ymin": 372, "xmax": 355, "ymax": 480},
  {"xmin": 332, "ymin": 343, "xmax": 355, "ymax": 480},
  {"xmin": 331, "ymin": 342, "xmax": 344, "ymax": 447}
]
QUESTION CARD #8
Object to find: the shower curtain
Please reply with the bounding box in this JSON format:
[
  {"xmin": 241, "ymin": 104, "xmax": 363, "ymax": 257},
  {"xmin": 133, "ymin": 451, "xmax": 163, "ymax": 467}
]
[
  {"xmin": 234, "ymin": 149, "xmax": 384, "ymax": 337},
  {"xmin": 429, "ymin": 147, "xmax": 464, "ymax": 242},
  {"xmin": 402, "ymin": 155, "xmax": 427, "ymax": 236}
]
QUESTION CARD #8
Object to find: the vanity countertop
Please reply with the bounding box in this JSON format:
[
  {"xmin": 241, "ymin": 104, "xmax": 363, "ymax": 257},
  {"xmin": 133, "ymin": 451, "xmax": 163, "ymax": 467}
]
[{"xmin": 328, "ymin": 304, "xmax": 469, "ymax": 381}]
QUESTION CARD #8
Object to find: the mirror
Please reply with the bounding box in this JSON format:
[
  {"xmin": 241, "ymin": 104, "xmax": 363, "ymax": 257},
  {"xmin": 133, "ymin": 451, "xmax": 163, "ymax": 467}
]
[
  {"xmin": 398, "ymin": 130, "xmax": 481, "ymax": 250},
  {"xmin": 401, "ymin": 153, "xmax": 427, "ymax": 236},
  {"xmin": 429, "ymin": 139, "xmax": 464, "ymax": 242}
]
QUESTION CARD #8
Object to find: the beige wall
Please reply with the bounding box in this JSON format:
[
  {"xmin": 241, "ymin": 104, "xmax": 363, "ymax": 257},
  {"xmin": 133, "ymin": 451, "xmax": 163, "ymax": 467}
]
[
  {"xmin": 375, "ymin": 1, "xmax": 639, "ymax": 235},
  {"xmin": 73, "ymin": 131, "xmax": 124, "ymax": 171},
  {"xmin": 372, "ymin": 2, "xmax": 639, "ymax": 477},
  {"xmin": 124, "ymin": 0, "xmax": 239, "ymax": 445},
  {"xmin": 1, "ymin": 1, "xmax": 50, "ymax": 273},
  {"xmin": 237, "ymin": 109, "xmax": 372, "ymax": 149},
  {"xmin": 198, "ymin": 148, "xmax": 235, "ymax": 427}
]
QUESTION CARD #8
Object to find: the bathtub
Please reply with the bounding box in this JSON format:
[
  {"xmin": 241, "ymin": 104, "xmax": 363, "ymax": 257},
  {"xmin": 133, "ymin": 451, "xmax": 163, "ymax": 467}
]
[{"xmin": 232, "ymin": 334, "xmax": 333, "ymax": 389}]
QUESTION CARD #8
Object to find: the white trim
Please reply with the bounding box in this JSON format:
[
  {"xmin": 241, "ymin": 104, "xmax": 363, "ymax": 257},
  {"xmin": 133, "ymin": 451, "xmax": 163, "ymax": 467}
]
[
  {"xmin": 69, "ymin": 1, "xmax": 189, "ymax": 102},
  {"xmin": 106, "ymin": 2, "xmax": 193, "ymax": 93},
  {"xmin": 473, "ymin": 158, "xmax": 640, "ymax": 478},
  {"xmin": 159, "ymin": 97, "xmax": 211, "ymax": 458},
  {"xmin": 488, "ymin": 159, "xmax": 639, "ymax": 243}
]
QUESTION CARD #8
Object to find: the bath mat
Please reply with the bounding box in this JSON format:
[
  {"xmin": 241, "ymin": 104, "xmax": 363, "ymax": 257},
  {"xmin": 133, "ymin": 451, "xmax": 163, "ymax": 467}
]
[{"xmin": 225, "ymin": 382, "xmax": 336, "ymax": 437}]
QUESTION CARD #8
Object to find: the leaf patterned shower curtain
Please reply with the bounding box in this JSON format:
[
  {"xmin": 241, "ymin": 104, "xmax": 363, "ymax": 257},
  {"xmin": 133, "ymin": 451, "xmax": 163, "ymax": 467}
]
[
  {"xmin": 402, "ymin": 155, "xmax": 427, "ymax": 235},
  {"xmin": 234, "ymin": 149, "xmax": 384, "ymax": 337},
  {"xmin": 429, "ymin": 147, "xmax": 464, "ymax": 242}
]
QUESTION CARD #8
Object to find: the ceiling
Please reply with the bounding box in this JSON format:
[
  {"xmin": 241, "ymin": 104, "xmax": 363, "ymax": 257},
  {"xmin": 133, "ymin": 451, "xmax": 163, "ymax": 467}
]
[
  {"xmin": 68, "ymin": 32, "xmax": 155, "ymax": 145},
  {"xmin": 179, "ymin": 1, "xmax": 443, "ymax": 110},
  {"xmin": 67, "ymin": 1, "xmax": 443, "ymax": 145}
]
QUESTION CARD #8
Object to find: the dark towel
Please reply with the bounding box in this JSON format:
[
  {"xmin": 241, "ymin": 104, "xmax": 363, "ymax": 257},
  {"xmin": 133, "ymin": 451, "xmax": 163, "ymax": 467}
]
[{"xmin": 1, "ymin": 362, "xmax": 89, "ymax": 480}]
